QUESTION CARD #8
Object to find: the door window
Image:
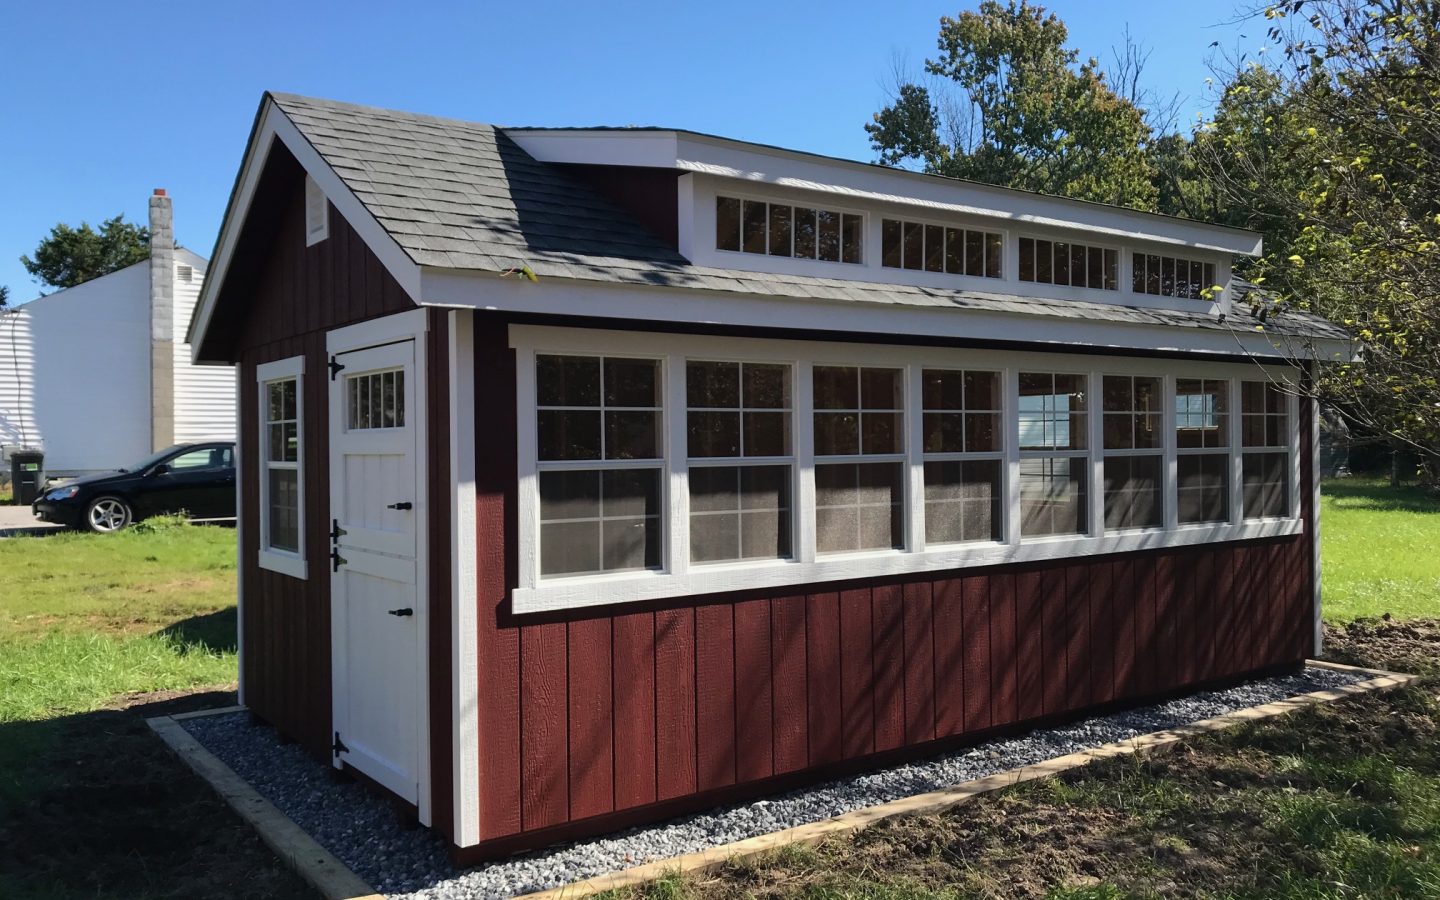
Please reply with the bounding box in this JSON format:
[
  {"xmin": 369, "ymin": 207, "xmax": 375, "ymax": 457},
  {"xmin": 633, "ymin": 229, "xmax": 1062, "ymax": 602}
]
[{"xmin": 347, "ymin": 369, "xmax": 405, "ymax": 430}]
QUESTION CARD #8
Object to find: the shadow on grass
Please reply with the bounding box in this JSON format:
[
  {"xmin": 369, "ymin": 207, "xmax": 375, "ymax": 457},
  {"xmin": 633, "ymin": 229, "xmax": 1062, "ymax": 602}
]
[
  {"xmin": 0, "ymin": 691, "xmax": 311, "ymax": 900},
  {"xmin": 158, "ymin": 607, "xmax": 238, "ymax": 655},
  {"xmin": 1322, "ymin": 478, "xmax": 1440, "ymax": 514}
]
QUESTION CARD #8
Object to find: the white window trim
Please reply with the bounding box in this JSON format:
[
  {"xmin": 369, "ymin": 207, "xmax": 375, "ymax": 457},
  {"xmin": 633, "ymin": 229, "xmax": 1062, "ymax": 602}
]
[
  {"xmin": 511, "ymin": 326, "xmax": 1303, "ymax": 614},
  {"xmin": 918, "ymin": 366, "xmax": 1007, "ymax": 548},
  {"xmin": 304, "ymin": 175, "xmax": 329, "ymax": 246},
  {"xmin": 1016, "ymin": 232, "xmax": 1123, "ymax": 292},
  {"xmin": 1098, "ymin": 372, "xmax": 1167, "ymax": 535},
  {"xmin": 257, "ymin": 355, "xmax": 306, "ymax": 579},
  {"xmin": 879, "ymin": 215, "xmax": 1007, "ymax": 280},
  {"xmin": 714, "ymin": 191, "xmax": 868, "ymax": 265}
]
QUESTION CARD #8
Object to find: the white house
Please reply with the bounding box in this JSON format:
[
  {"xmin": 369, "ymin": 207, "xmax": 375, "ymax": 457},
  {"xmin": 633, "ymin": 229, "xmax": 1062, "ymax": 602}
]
[{"xmin": 0, "ymin": 191, "xmax": 235, "ymax": 476}]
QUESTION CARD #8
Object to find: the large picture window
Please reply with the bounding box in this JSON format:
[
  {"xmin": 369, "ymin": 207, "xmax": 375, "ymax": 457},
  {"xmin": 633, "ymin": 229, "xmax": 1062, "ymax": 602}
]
[
  {"xmin": 513, "ymin": 329, "xmax": 1304, "ymax": 612},
  {"xmin": 536, "ymin": 355, "xmax": 663, "ymax": 577},
  {"xmin": 1241, "ymin": 380, "xmax": 1291, "ymax": 519},
  {"xmin": 1175, "ymin": 377, "xmax": 1230, "ymax": 524},
  {"xmin": 687, "ymin": 360, "xmax": 793, "ymax": 563},
  {"xmin": 1102, "ymin": 375, "xmax": 1163, "ymax": 530},
  {"xmin": 257, "ymin": 356, "xmax": 306, "ymax": 579},
  {"xmin": 1018, "ymin": 372, "xmax": 1089, "ymax": 537},
  {"xmin": 813, "ymin": 365, "xmax": 905, "ymax": 554},
  {"xmin": 921, "ymin": 368, "xmax": 1002, "ymax": 544}
]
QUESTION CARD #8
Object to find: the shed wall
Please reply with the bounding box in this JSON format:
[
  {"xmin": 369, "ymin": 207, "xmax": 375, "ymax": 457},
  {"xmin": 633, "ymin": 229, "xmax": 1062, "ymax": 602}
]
[{"xmin": 467, "ymin": 315, "xmax": 1316, "ymax": 858}]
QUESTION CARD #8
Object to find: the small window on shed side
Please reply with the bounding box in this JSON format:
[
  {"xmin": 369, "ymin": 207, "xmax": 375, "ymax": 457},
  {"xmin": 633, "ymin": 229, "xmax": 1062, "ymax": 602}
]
[{"xmin": 305, "ymin": 175, "xmax": 329, "ymax": 246}]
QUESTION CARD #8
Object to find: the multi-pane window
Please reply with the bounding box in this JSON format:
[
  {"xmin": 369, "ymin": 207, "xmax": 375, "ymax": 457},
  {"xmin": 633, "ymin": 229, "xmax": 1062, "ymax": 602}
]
[
  {"xmin": 262, "ymin": 374, "xmax": 301, "ymax": 557},
  {"xmin": 687, "ymin": 361, "xmax": 793, "ymax": 562},
  {"xmin": 1132, "ymin": 253, "xmax": 1218, "ymax": 299},
  {"xmin": 1019, "ymin": 237, "xmax": 1118, "ymax": 290},
  {"xmin": 715, "ymin": 196, "xmax": 863, "ymax": 264},
  {"xmin": 921, "ymin": 369, "xmax": 1002, "ymax": 544},
  {"xmin": 536, "ymin": 355, "xmax": 663, "ymax": 577},
  {"xmin": 1175, "ymin": 378, "xmax": 1230, "ymax": 523},
  {"xmin": 1018, "ymin": 373, "xmax": 1089, "ymax": 537},
  {"xmin": 346, "ymin": 368, "xmax": 404, "ymax": 429},
  {"xmin": 880, "ymin": 219, "xmax": 1002, "ymax": 278},
  {"xmin": 1241, "ymin": 381, "xmax": 1290, "ymax": 518},
  {"xmin": 1102, "ymin": 375, "xmax": 1163, "ymax": 530},
  {"xmin": 813, "ymin": 366, "xmax": 905, "ymax": 553}
]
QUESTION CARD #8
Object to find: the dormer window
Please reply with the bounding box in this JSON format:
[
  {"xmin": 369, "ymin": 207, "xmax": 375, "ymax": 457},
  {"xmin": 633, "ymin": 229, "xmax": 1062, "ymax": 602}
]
[
  {"xmin": 715, "ymin": 196, "xmax": 862, "ymax": 264},
  {"xmin": 1133, "ymin": 252, "xmax": 1216, "ymax": 299},
  {"xmin": 880, "ymin": 218, "xmax": 1002, "ymax": 279},
  {"xmin": 1019, "ymin": 237, "xmax": 1118, "ymax": 290}
]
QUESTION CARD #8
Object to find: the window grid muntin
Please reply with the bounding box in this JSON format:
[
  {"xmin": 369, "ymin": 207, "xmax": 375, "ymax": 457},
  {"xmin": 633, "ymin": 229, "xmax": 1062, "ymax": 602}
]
[
  {"xmin": 880, "ymin": 218, "xmax": 1003, "ymax": 279},
  {"xmin": 1101, "ymin": 374, "xmax": 1164, "ymax": 532},
  {"xmin": 262, "ymin": 375, "xmax": 301, "ymax": 556},
  {"xmin": 1018, "ymin": 372, "xmax": 1090, "ymax": 538},
  {"xmin": 1131, "ymin": 252, "xmax": 1218, "ymax": 299},
  {"xmin": 686, "ymin": 359, "xmax": 797, "ymax": 563},
  {"xmin": 715, "ymin": 195, "xmax": 863, "ymax": 265},
  {"xmin": 1018, "ymin": 236, "xmax": 1119, "ymax": 290},
  {"xmin": 345, "ymin": 368, "xmax": 405, "ymax": 431},
  {"xmin": 536, "ymin": 353, "xmax": 665, "ymax": 578},
  {"xmin": 1241, "ymin": 380, "xmax": 1292, "ymax": 520},
  {"xmin": 921, "ymin": 368, "xmax": 1004, "ymax": 545},
  {"xmin": 813, "ymin": 365, "xmax": 906, "ymax": 554}
]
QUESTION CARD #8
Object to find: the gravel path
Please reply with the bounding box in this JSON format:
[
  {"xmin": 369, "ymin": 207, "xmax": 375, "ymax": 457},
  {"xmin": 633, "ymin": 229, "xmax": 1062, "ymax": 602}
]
[{"xmin": 182, "ymin": 666, "xmax": 1368, "ymax": 900}]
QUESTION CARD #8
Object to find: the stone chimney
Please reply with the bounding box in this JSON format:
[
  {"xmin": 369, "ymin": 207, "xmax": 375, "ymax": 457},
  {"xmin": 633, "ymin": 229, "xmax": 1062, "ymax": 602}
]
[{"xmin": 149, "ymin": 189, "xmax": 175, "ymax": 451}]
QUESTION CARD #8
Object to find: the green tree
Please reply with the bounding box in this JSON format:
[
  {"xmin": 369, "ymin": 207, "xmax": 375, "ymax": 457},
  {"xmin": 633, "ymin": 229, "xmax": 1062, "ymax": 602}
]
[
  {"xmin": 0, "ymin": 286, "xmax": 9, "ymax": 308},
  {"xmin": 20, "ymin": 215, "xmax": 149, "ymax": 290},
  {"xmin": 867, "ymin": 0, "xmax": 1158, "ymax": 209}
]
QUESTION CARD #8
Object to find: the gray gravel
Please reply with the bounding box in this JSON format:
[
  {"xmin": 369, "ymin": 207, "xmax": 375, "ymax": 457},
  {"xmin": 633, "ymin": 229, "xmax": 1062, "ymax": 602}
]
[{"xmin": 182, "ymin": 665, "xmax": 1368, "ymax": 899}]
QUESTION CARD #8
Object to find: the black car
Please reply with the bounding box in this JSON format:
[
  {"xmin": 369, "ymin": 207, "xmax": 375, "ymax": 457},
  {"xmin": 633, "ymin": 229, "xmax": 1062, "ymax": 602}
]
[{"xmin": 33, "ymin": 442, "xmax": 236, "ymax": 532}]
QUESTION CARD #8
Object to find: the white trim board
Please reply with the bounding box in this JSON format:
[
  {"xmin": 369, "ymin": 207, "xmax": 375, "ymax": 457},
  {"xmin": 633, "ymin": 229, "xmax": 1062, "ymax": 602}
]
[{"xmin": 447, "ymin": 310, "xmax": 480, "ymax": 847}]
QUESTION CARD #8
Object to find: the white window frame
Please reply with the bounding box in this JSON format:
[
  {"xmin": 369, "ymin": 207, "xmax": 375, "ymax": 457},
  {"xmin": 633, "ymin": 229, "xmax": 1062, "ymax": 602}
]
[
  {"xmin": 1016, "ymin": 370, "xmax": 1092, "ymax": 539},
  {"xmin": 714, "ymin": 192, "xmax": 867, "ymax": 265},
  {"xmin": 811, "ymin": 363, "xmax": 910, "ymax": 556},
  {"xmin": 256, "ymin": 355, "xmax": 306, "ymax": 579},
  {"xmin": 1131, "ymin": 250, "xmax": 1218, "ymax": 300},
  {"xmin": 918, "ymin": 367, "xmax": 1007, "ymax": 547},
  {"xmin": 511, "ymin": 326, "xmax": 1303, "ymax": 614},
  {"xmin": 305, "ymin": 175, "xmax": 329, "ymax": 246},
  {"xmin": 1173, "ymin": 375, "xmax": 1234, "ymax": 526},
  {"xmin": 1099, "ymin": 373, "xmax": 1167, "ymax": 534},
  {"xmin": 1239, "ymin": 378, "xmax": 1300, "ymax": 521},
  {"xmin": 1017, "ymin": 233, "xmax": 1122, "ymax": 291},
  {"xmin": 879, "ymin": 214, "xmax": 1006, "ymax": 280}
]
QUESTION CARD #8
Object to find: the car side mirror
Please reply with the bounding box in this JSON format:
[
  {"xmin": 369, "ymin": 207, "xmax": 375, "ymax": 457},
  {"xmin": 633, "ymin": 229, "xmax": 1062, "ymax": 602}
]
[{"xmin": 150, "ymin": 463, "xmax": 170, "ymax": 477}]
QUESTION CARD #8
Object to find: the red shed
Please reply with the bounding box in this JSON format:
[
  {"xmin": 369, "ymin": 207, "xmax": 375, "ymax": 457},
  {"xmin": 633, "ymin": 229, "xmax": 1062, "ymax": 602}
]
[{"xmin": 190, "ymin": 93, "xmax": 1353, "ymax": 862}]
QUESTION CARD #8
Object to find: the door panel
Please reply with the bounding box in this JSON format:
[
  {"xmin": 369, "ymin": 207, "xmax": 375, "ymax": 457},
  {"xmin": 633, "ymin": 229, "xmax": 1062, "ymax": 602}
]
[{"xmin": 329, "ymin": 338, "xmax": 422, "ymax": 805}]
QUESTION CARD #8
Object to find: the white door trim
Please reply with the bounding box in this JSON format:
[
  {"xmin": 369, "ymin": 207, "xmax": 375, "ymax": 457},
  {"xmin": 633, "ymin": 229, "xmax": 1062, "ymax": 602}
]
[
  {"xmin": 448, "ymin": 310, "xmax": 480, "ymax": 847},
  {"xmin": 326, "ymin": 308, "xmax": 431, "ymax": 827}
]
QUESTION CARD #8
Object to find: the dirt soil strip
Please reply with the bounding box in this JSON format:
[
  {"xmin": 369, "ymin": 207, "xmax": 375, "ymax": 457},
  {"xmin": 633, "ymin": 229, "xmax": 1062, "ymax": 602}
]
[
  {"xmin": 516, "ymin": 662, "xmax": 1419, "ymax": 900},
  {"xmin": 147, "ymin": 714, "xmax": 383, "ymax": 900}
]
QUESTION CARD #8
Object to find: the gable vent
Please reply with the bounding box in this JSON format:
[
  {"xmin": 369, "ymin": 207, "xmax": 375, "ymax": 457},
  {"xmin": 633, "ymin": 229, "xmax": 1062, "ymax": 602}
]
[
  {"xmin": 176, "ymin": 264, "xmax": 193, "ymax": 283},
  {"xmin": 305, "ymin": 175, "xmax": 329, "ymax": 246}
]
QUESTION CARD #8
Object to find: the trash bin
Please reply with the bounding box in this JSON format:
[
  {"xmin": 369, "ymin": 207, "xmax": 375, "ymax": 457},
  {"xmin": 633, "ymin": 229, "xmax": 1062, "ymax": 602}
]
[{"xmin": 10, "ymin": 450, "xmax": 44, "ymax": 506}]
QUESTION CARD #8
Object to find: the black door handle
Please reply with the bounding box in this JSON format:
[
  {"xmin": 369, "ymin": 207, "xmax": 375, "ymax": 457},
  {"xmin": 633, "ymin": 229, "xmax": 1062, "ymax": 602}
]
[
  {"xmin": 387, "ymin": 607, "xmax": 414, "ymax": 617},
  {"xmin": 387, "ymin": 501, "xmax": 412, "ymax": 511}
]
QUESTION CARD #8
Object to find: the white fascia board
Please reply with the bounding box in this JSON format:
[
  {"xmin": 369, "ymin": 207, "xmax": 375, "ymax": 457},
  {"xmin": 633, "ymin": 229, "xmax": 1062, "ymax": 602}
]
[
  {"xmin": 188, "ymin": 99, "xmax": 424, "ymax": 362},
  {"xmin": 418, "ymin": 269, "xmax": 1353, "ymax": 363},
  {"xmin": 504, "ymin": 128, "xmax": 1261, "ymax": 256}
]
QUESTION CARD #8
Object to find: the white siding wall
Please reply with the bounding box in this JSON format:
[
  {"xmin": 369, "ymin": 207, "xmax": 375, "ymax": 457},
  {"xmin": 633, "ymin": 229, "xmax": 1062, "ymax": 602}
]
[
  {"xmin": 170, "ymin": 252, "xmax": 236, "ymax": 442},
  {"xmin": 0, "ymin": 264, "xmax": 152, "ymax": 474}
]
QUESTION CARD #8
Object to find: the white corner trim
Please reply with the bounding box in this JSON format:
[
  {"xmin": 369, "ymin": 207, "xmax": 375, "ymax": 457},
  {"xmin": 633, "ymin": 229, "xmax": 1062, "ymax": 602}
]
[
  {"xmin": 256, "ymin": 354, "xmax": 307, "ymax": 580},
  {"xmin": 235, "ymin": 365, "xmax": 246, "ymax": 707},
  {"xmin": 448, "ymin": 310, "xmax": 480, "ymax": 847},
  {"xmin": 1311, "ymin": 370, "xmax": 1323, "ymax": 656},
  {"xmin": 190, "ymin": 98, "xmax": 423, "ymax": 360}
]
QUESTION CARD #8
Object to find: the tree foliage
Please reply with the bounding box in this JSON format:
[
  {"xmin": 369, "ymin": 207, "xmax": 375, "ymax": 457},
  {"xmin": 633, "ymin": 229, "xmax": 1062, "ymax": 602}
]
[
  {"xmin": 20, "ymin": 215, "xmax": 149, "ymax": 291},
  {"xmin": 867, "ymin": 0, "xmax": 1158, "ymax": 209}
]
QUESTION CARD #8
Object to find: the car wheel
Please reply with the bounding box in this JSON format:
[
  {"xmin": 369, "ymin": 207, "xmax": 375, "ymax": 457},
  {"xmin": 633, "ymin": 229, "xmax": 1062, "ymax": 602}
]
[{"xmin": 85, "ymin": 496, "xmax": 133, "ymax": 533}]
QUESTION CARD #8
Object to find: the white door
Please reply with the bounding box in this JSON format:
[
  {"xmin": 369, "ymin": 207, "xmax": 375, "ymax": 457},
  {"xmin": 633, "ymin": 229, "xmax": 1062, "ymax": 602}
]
[{"xmin": 329, "ymin": 339, "xmax": 422, "ymax": 803}]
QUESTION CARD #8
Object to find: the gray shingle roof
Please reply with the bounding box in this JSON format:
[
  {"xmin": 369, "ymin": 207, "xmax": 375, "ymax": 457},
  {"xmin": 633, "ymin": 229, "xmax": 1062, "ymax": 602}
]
[{"xmin": 271, "ymin": 93, "xmax": 1350, "ymax": 344}]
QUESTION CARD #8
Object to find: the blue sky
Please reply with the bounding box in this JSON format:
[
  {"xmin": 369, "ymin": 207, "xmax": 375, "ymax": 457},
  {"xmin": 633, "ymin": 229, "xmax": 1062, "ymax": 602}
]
[{"xmin": 0, "ymin": 0, "xmax": 1265, "ymax": 304}]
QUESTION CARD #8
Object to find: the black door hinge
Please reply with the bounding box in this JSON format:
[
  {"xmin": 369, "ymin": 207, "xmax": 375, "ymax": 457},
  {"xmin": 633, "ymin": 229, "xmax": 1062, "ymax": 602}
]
[
  {"xmin": 330, "ymin": 548, "xmax": 347, "ymax": 572},
  {"xmin": 328, "ymin": 356, "xmax": 345, "ymax": 381},
  {"xmin": 329, "ymin": 518, "xmax": 347, "ymax": 544},
  {"xmin": 333, "ymin": 731, "xmax": 348, "ymax": 758}
]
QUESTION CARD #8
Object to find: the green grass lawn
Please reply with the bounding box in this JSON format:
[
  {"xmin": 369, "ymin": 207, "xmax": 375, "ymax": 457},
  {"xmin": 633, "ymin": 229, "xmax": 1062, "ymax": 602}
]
[{"xmin": 1321, "ymin": 477, "xmax": 1440, "ymax": 621}]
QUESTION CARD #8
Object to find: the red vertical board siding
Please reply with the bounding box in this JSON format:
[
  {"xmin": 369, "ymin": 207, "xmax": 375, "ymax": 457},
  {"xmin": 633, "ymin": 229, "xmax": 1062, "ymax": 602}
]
[
  {"xmin": 1014, "ymin": 571, "xmax": 1044, "ymax": 722},
  {"xmin": 771, "ymin": 596, "xmax": 809, "ymax": 775},
  {"xmin": 1194, "ymin": 549, "xmax": 1221, "ymax": 680},
  {"xmin": 612, "ymin": 612, "xmax": 657, "ymax": 810},
  {"xmin": 1089, "ymin": 562, "xmax": 1116, "ymax": 705},
  {"xmin": 1132, "ymin": 555, "xmax": 1157, "ymax": 697},
  {"xmin": 520, "ymin": 623, "xmax": 568, "ymax": 831},
  {"xmin": 771, "ymin": 596, "xmax": 806, "ymax": 771},
  {"xmin": 695, "ymin": 603, "xmax": 737, "ymax": 791},
  {"xmin": 1228, "ymin": 545, "xmax": 1252, "ymax": 677},
  {"xmin": 1063, "ymin": 564, "xmax": 1092, "ymax": 711},
  {"xmin": 805, "ymin": 592, "xmax": 843, "ymax": 765},
  {"xmin": 1290, "ymin": 537, "xmax": 1311, "ymax": 660},
  {"xmin": 1111, "ymin": 558, "xmax": 1138, "ymax": 700},
  {"xmin": 839, "ymin": 589, "xmax": 875, "ymax": 758},
  {"xmin": 1153, "ymin": 553, "xmax": 1178, "ymax": 693},
  {"xmin": 902, "ymin": 581, "xmax": 936, "ymax": 745},
  {"xmin": 567, "ymin": 617, "xmax": 614, "ymax": 821},
  {"xmin": 932, "ymin": 579, "xmax": 966, "ymax": 738},
  {"xmin": 960, "ymin": 576, "xmax": 992, "ymax": 732},
  {"xmin": 990, "ymin": 574, "xmax": 1018, "ymax": 727},
  {"xmin": 1039, "ymin": 567, "xmax": 1068, "ymax": 716},
  {"xmin": 655, "ymin": 608, "xmax": 698, "ymax": 800},
  {"xmin": 872, "ymin": 585, "xmax": 906, "ymax": 752},
  {"xmin": 733, "ymin": 599, "xmax": 773, "ymax": 783}
]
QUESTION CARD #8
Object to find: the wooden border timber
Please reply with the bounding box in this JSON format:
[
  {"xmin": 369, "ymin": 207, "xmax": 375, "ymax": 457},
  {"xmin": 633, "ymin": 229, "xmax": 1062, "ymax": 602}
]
[
  {"xmin": 146, "ymin": 715, "xmax": 383, "ymax": 900},
  {"xmin": 515, "ymin": 662, "xmax": 1418, "ymax": 900}
]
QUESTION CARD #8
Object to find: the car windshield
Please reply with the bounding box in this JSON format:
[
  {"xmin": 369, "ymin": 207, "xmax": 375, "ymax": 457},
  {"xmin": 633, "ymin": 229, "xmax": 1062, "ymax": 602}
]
[{"xmin": 119, "ymin": 445, "xmax": 187, "ymax": 473}]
